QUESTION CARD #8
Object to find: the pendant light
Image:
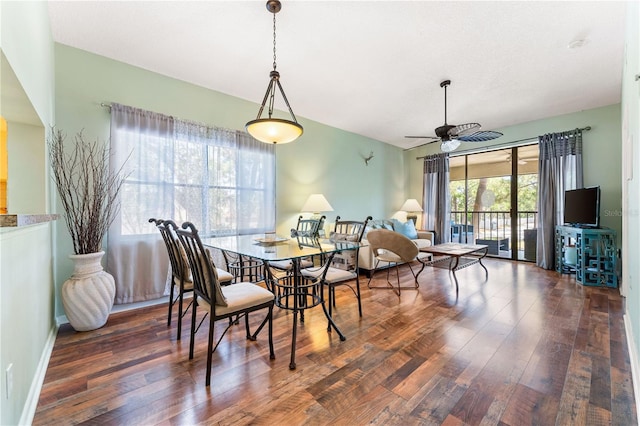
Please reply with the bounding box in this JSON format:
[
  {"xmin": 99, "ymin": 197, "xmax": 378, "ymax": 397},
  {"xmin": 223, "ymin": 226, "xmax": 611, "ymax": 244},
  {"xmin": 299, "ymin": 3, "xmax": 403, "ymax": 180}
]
[{"xmin": 246, "ymin": 0, "xmax": 303, "ymax": 144}]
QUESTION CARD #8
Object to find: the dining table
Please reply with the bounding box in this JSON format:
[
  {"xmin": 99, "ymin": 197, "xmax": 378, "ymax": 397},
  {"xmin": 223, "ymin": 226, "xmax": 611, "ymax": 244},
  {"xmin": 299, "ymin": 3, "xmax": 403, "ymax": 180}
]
[{"xmin": 202, "ymin": 233, "xmax": 359, "ymax": 369}]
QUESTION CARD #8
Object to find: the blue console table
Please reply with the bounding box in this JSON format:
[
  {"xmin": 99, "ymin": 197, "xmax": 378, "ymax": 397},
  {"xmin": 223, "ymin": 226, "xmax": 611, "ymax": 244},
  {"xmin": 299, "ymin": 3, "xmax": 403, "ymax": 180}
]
[{"xmin": 555, "ymin": 225, "xmax": 617, "ymax": 288}]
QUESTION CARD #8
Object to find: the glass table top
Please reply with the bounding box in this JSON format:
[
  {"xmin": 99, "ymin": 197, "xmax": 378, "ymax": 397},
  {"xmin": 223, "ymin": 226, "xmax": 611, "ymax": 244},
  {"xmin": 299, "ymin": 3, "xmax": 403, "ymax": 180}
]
[{"xmin": 202, "ymin": 234, "xmax": 359, "ymax": 261}]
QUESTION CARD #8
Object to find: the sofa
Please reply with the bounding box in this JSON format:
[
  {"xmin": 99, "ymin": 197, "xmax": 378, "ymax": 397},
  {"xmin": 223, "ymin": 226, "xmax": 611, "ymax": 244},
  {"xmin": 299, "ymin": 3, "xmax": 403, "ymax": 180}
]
[{"xmin": 358, "ymin": 219, "xmax": 434, "ymax": 277}]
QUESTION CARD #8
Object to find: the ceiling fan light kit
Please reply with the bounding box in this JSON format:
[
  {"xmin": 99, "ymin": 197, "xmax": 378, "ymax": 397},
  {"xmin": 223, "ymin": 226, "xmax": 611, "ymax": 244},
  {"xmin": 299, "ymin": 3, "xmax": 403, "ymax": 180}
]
[
  {"xmin": 440, "ymin": 139, "xmax": 461, "ymax": 152},
  {"xmin": 245, "ymin": 0, "xmax": 303, "ymax": 144},
  {"xmin": 405, "ymin": 79, "xmax": 503, "ymax": 152}
]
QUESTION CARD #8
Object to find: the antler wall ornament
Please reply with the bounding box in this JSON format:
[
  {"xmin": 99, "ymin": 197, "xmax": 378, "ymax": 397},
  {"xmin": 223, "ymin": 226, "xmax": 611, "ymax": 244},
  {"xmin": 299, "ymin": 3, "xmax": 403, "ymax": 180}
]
[{"xmin": 364, "ymin": 151, "xmax": 374, "ymax": 166}]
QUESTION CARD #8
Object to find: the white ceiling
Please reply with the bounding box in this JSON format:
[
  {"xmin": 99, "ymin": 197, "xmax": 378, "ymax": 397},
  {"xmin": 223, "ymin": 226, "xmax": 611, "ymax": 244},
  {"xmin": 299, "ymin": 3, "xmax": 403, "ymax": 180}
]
[{"xmin": 47, "ymin": 1, "xmax": 627, "ymax": 150}]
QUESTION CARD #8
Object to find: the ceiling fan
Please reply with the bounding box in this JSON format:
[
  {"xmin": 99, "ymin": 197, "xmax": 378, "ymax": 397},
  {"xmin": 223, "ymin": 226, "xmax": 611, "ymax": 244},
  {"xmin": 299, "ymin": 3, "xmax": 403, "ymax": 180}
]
[{"xmin": 405, "ymin": 80, "xmax": 503, "ymax": 152}]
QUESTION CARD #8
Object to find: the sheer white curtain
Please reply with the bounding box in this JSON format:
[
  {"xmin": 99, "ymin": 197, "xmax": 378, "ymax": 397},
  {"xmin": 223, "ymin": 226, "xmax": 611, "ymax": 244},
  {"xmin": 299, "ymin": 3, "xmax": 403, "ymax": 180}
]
[
  {"xmin": 107, "ymin": 104, "xmax": 175, "ymax": 304},
  {"xmin": 422, "ymin": 153, "xmax": 450, "ymax": 244},
  {"xmin": 107, "ymin": 103, "xmax": 275, "ymax": 304},
  {"xmin": 536, "ymin": 129, "xmax": 583, "ymax": 269}
]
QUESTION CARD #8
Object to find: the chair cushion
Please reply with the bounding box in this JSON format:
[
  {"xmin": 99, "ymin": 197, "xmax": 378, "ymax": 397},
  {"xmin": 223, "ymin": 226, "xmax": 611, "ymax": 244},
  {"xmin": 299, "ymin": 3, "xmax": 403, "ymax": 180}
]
[
  {"xmin": 392, "ymin": 219, "xmax": 418, "ymax": 239},
  {"xmin": 268, "ymin": 258, "xmax": 314, "ymax": 270},
  {"xmin": 376, "ymin": 251, "xmax": 403, "ymax": 263},
  {"xmin": 198, "ymin": 282, "xmax": 274, "ymax": 317},
  {"xmin": 301, "ymin": 266, "xmax": 356, "ymax": 283}
]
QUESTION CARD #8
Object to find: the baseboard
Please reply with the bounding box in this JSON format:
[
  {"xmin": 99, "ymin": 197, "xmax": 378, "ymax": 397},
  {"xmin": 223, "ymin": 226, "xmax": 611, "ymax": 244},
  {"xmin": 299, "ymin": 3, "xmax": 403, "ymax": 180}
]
[
  {"xmin": 19, "ymin": 324, "xmax": 58, "ymax": 425},
  {"xmin": 56, "ymin": 296, "xmax": 170, "ymax": 326},
  {"xmin": 624, "ymin": 313, "xmax": 640, "ymax": 418}
]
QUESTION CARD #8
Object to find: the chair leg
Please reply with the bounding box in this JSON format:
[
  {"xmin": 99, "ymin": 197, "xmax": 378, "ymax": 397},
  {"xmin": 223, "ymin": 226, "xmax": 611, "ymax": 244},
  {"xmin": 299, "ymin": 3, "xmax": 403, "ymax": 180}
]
[
  {"xmin": 326, "ymin": 282, "xmax": 333, "ymax": 332},
  {"xmin": 268, "ymin": 305, "xmax": 275, "ymax": 360},
  {"xmin": 176, "ymin": 281, "xmax": 184, "ymax": 340},
  {"xmin": 167, "ymin": 281, "xmax": 175, "ymax": 326},
  {"xmin": 245, "ymin": 312, "xmax": 252, "ymax": 340},
  {"xmin": 355, "ymin": 275, "xmax": 362, "ymax": 317},
  {"xmin": 205, "ymin": 308, "xmax": 215, "ymax": 387},
  {"xmin": 367, "ymin": 260, "xmax": 380, "ymax": 288},
  {"xmin": 189, "ymin": 295, "xmax": 198, "ymax": 360}
]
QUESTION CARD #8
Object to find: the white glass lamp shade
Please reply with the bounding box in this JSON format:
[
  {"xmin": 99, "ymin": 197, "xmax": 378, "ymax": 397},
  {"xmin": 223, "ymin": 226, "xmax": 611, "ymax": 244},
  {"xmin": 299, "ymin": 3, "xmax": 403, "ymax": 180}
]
[
  {"xmin": 246, "ymin": 118, "xmax": 303, "ymax": 144},
  {"xmin": 400, "ymin": 199, "xmax": 423, "ymax": 213},
  {"xmin": 440, "ymin": 139, "xmax": 461, "ymax": 153},
  {"xmin": 301, "ymin": 194, "xmax": 334, "ymax": 213}
]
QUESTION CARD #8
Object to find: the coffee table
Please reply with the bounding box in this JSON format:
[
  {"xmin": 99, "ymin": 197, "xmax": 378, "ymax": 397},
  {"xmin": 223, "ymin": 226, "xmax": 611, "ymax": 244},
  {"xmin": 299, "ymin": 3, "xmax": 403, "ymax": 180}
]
[{"xmin": 417, "ymin": 243, "xmax": 488, "ymax": 295}]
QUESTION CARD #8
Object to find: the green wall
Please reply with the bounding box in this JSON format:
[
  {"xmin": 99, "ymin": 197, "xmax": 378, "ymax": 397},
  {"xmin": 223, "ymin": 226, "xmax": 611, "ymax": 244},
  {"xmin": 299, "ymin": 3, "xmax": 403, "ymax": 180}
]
[
  {"xmin": 54, "ymin": 43, "xmax": 401, "ymax": 316},
  {"xmin": 405, "ymin": 103, "xmax": 623, "ymax": 238},
  {"xmin": 0, "ymin": 1, "xmax": 56, "ymax": 425}
]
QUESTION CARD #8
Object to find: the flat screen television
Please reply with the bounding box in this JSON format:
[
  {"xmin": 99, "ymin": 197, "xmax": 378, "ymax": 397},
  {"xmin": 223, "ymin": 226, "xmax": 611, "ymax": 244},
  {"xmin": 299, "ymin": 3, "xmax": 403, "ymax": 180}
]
[{"xmin": 564, "ymin": 186, "xmax": 600, "ymax": 228}]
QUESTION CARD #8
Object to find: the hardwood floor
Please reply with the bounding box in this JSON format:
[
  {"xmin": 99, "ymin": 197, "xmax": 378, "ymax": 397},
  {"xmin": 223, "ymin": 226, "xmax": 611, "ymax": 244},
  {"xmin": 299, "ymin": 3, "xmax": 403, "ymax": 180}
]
[{"xmin": 34, "ymin": 259, "xmax": 637, "ymax": 425}]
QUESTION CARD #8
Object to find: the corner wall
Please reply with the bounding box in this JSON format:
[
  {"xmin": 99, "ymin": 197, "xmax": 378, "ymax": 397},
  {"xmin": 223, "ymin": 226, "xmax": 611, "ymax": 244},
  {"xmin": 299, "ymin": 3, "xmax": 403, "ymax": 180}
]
[{"xmin": 0, "ymin": 1, "xmax": 57, "ymax": 425}]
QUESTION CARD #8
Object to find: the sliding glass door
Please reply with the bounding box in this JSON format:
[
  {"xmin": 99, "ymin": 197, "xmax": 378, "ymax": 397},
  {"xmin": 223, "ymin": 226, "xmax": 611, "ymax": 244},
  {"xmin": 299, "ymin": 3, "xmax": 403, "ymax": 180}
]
[{"xmin": 448, "ymin": 144, "xmax": 538, "ymax": 261}]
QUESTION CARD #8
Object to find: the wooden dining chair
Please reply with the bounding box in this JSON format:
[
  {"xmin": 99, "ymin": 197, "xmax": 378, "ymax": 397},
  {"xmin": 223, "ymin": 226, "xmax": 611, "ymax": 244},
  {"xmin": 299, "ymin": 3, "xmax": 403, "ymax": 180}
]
[
  {"xmin": 175, "ymin": 221, "xmax": 275, "ymax": 386},
  {"xmin": 149, "ymin": 218, "xmax": 233, "ymax": 340}
]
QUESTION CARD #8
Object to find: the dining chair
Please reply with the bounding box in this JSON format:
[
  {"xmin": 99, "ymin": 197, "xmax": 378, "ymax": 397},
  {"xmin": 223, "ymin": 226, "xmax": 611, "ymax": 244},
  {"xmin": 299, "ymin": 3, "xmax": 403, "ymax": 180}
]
[
  {"xmin": 366, "ymin": 228, "xmax": 421, "ymax": 296},
  {"xmin": 269, "ymin": 215, "xmax": 326, "ymax": 273},
  {"xmin": 301, "ymin": 215, "xmax": 371, "ymax": 330},
  {"xmin": 149, "ymin": 218, "xmax": 233, "ymax": 340},
  {"xmin": 175, "ymin": 221, "xmax": 275, "ymax": 386}
]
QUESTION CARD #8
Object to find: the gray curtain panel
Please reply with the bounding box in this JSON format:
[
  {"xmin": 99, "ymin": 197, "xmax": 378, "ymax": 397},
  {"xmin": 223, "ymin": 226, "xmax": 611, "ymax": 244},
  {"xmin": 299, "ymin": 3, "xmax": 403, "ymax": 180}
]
[
  {"xmin": 422, "ymin": 153, "xmax": 450, "ymax": 244},
  {"xmin": 536, "ymin": 129, "xmax": 583, "ymax": 269}
]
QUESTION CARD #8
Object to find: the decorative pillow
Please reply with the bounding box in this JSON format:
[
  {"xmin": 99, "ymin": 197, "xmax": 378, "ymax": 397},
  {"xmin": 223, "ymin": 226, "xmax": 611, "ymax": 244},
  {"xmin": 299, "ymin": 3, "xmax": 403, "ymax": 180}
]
[
  {"xmin": 291, "ymin": 228, "xmax": 314, "ymax": 238},
  {"xmin": 329, "ymin": 231, "xmax": 359, "ymax": 242},
  {"xmin": 200, "ymin": 248, "xmax": 228, "ymax": 307},
  {"xmin": 176, "ymin": 242, "xmax": 193, "ymax": 281},
  {"xmin": 392, "ymin": 218, "xmax": 418, "ymax": 239},
  {"xmin": 363, "ymin": 220, "xmax": 393, "ymax": 239}
]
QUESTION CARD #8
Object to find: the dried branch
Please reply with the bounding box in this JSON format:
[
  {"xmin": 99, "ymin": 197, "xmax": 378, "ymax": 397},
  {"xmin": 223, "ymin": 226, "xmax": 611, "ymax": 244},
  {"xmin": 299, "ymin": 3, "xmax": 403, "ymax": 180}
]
[{"xmin": 48, "ymin": 128, "xmax": 129, "ymax": 254}]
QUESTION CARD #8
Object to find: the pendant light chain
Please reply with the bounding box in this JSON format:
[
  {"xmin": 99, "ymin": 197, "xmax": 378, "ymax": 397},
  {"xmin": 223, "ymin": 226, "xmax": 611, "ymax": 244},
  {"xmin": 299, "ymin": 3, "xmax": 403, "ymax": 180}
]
[{"xmin": 272, "ymin": 12, "xmax": 277, "ymax": 71}]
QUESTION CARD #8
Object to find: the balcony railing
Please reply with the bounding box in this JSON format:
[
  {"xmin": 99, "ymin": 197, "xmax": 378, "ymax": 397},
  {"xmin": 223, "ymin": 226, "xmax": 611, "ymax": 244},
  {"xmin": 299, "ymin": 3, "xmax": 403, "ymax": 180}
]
[{"xmin": 450, "ymin": 210, "xmax": 538, "ymax": 255}]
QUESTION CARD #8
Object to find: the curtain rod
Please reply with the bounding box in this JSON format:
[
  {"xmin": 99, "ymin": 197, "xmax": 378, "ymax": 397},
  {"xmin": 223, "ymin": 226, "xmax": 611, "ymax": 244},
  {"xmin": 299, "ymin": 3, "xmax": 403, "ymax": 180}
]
[
  {"xmin": 100, "ymin": 102, "xmax": 111, "ymax": 110},
  {"xmin": 415, "ymin": 126, "xmax": 591, "ymax": 160}
]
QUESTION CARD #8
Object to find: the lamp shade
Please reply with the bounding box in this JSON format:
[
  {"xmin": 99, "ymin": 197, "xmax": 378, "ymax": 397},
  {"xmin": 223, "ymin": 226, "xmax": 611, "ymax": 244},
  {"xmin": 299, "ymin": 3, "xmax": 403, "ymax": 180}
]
[
  {"xmin": 301, "ymin": 194, "xmax": 334, "ymax": 213},
  {"xmin": 246, "ymin": 118, "xmax": 303, "ymax": 144},
  {"xmin": 400, "ymin": 199, "xmax": 423, "ymax": 212}
]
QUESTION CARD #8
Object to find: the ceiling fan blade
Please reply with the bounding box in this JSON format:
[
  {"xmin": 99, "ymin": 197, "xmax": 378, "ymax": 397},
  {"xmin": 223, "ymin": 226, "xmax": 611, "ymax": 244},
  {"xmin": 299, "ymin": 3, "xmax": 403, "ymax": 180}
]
[
  {"xmin": 404, "ymin": 135, "xmax": 439, "ymax": 139},
  {"xmin": 449, "ymin": 122, "xmax": 481, "ymax": 137},
  {"xmin": 457, "ymin": 130, "xmax": 504, "ymax": 142}
]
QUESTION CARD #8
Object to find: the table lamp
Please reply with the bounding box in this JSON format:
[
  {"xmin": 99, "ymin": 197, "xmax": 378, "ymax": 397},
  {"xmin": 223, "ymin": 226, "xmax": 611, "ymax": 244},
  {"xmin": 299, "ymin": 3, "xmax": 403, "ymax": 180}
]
[
  {"xmin": 400, "ymin": 198, "xmax": 423, "ymax": 225},
  {"xmin": 301, "ymin": 194, "xmax": 334, "ymax": 219}
]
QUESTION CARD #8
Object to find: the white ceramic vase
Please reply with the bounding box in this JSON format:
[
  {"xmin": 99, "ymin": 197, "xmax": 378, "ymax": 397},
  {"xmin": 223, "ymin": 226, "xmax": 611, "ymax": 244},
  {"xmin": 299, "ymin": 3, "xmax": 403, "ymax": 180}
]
[{"xmin": 61, "ymin": 251, "xmax": 116, "ymax": 331}]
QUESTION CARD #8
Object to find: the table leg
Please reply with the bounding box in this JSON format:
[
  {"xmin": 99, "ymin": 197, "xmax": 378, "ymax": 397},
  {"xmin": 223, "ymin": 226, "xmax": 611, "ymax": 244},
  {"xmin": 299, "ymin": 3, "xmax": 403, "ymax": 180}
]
[
  {"xmin": 289, "ymin": 259, "xmax": 300, "ymax": 370},
  {"xmin": 449, "ymin": 255, "xmax": 461, "ymax": 296},
  {"xmin": 477, "ymin": 247, "xmax": 489, "ymax": 277}
]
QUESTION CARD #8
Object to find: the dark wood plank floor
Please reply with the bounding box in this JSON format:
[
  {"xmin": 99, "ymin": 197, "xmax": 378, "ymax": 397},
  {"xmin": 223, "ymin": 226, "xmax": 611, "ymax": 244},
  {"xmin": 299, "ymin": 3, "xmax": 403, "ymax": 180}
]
[{"xmin": 34, "ymin": 259, "xmax": 637, "ymax": 425}]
